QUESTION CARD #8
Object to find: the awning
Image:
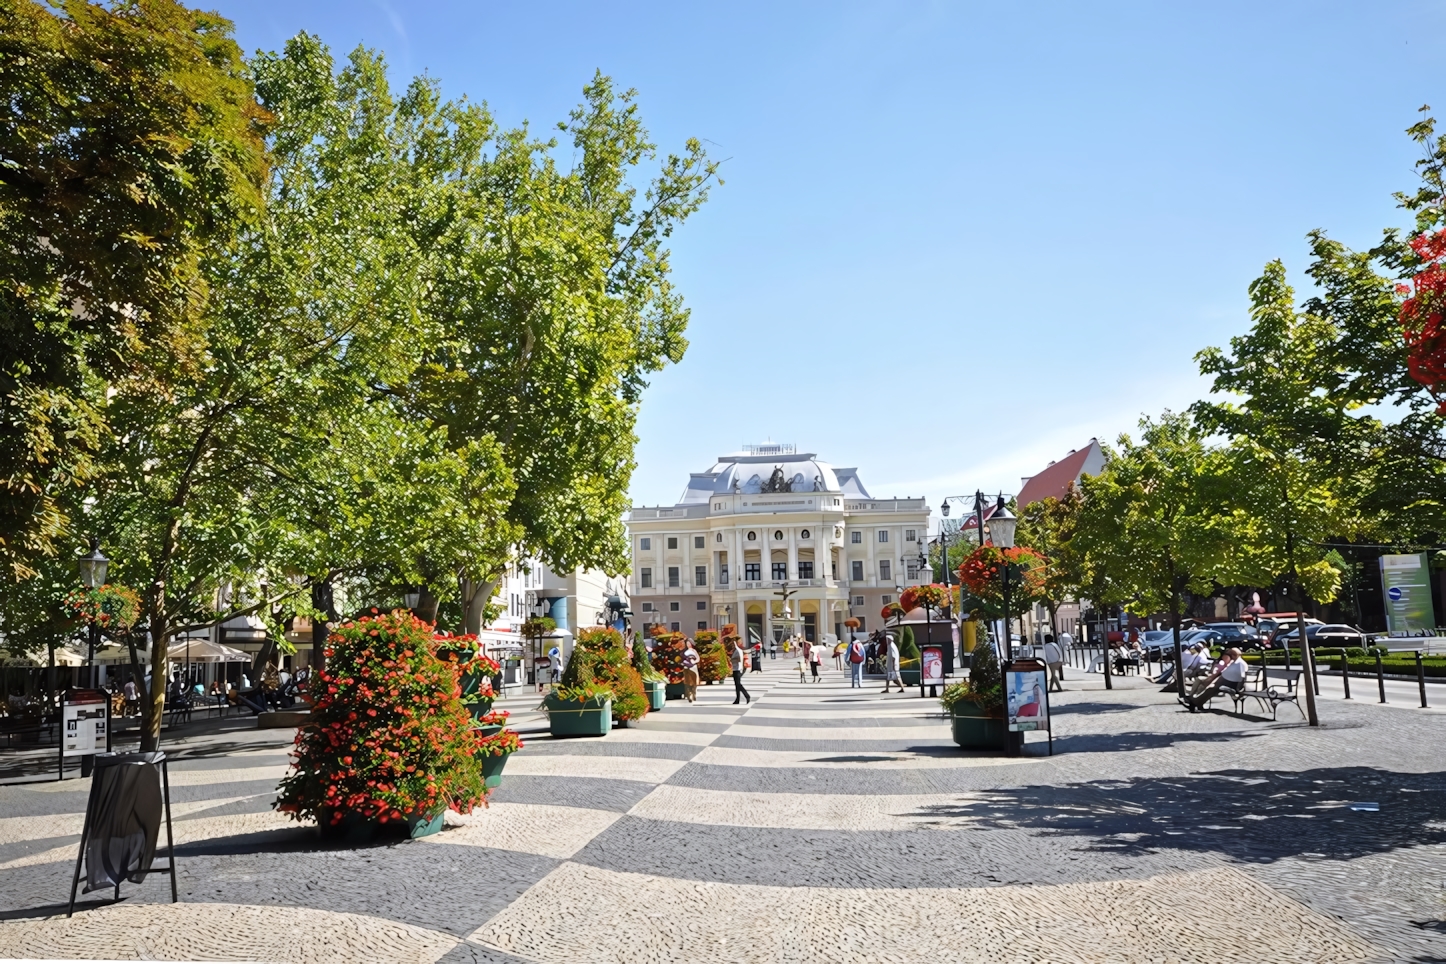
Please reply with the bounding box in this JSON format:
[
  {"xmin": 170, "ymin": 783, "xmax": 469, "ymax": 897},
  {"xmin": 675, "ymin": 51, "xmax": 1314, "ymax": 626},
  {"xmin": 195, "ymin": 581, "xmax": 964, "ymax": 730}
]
[{"xmin": 167, "ymin": 638, "xmax": 252, "ymax": 662}]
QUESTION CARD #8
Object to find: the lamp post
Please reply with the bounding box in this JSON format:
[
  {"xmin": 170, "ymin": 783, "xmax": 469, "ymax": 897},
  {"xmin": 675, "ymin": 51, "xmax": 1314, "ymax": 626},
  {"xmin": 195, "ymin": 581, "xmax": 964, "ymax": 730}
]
[
  {"xmin": 988, "ymin": 496, "xmax": 1019, "ymax": 661},
  {"xmin": 77, "ymin": 538, "xmax": 109, "ymax": 690}
]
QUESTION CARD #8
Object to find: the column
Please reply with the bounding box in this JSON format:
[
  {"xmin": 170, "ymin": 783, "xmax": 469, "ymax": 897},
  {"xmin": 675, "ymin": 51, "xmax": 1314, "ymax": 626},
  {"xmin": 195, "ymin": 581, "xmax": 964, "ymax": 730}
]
[
  {"xmin": 786, "ymin": 526, "xmax": 798, "ymax": 583},
  {"xmin": 865, "ymin": 520, "xmax": 877, "ymax": 588}
]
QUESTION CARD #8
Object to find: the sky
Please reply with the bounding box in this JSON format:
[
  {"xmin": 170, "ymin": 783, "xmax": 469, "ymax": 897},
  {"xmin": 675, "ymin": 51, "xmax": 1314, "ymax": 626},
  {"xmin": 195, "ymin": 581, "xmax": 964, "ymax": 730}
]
[{"xmin": 222, "ymin": 1, "xmax": 1446, "ymax": 518}]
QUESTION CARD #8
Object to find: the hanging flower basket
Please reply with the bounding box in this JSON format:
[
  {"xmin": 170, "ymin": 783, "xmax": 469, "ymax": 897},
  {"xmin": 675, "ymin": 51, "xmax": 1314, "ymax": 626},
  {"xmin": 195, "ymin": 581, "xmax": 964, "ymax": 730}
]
[{"xmin": 63, "ymin": 584, "xmax": 141, "ymax": 630}]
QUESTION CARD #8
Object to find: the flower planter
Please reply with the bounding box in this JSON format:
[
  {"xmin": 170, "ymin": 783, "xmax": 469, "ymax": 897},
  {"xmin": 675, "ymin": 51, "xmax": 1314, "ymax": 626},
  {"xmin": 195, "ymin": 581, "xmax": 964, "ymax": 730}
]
[
  {"xmin": 467, "ymin": 697, "xmax": 495, "ymax": 720},
  {"xmin": 319, "ymin": 807, "xmax": 445, "ymax": 842},
  {"xmin": 665, "ymin": 682, "xmax": 687, "ymax": 700},
  {"xmin": 950, "ymin": 698, "xmax": 1007, "ymax": 750},
  {"xmin": 645, "ymin": 679, "xmax": 668, "ymax": 710},
  {"xmin": 901, "ymin": 668, "xmax": 921, "ymax": 687},
  {"xmin": 544, "ymin": 694, "xmax": 613, "ymax": 737},
  {"xmin": 473, "ymin": 723, "xmax": 503, "ymax": 740},
  {"xmin": 480, "ymin": 751, "xmax": 510, "ymax": 788}
]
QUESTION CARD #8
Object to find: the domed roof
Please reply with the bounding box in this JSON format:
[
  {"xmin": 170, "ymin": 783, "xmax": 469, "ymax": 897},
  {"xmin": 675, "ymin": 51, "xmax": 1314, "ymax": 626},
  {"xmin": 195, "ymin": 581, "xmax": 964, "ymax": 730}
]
[{"xmin": 677, "ymin": 450, "xmax": 871, "ymax": 504}]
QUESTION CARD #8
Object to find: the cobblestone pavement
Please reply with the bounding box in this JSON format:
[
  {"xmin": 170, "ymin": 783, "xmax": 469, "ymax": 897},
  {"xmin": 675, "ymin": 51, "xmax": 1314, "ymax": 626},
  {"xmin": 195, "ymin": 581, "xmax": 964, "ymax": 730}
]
[{"xmin": 1, "ymin": 660, "xmax": 1444, "ymax": 962}]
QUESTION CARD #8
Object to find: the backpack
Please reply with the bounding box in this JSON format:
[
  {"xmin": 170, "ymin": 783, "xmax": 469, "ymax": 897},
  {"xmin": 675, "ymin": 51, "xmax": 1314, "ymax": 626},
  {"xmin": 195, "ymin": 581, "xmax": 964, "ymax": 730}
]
[{"xmin": 848, "ymin": 641, "xmax": 865, "ymax": 663}]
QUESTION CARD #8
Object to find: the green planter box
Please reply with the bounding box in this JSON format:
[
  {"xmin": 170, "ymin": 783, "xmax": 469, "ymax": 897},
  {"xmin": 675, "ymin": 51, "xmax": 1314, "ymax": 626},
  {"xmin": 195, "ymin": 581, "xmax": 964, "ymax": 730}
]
[
  {"xmin": 544, "ymin": 694, "xmax": 613, "ymax": 737},
  {"xmin": 467, "ymin": 697, "xmax": 495, "ymax": 720},
  {"xmin": 480, "ymin": 751, "xmax": 510, "ymax": 788},
  {"xmin": 901, "ymin": 668, "xmax": 921, "ymax": 686},
  {"xmin": 473, "ymin": 723, "xmax": 503, "ymax": 739},
  {"xmin": 665, "ymin": 682, "xmax": 687, "ymax": 700},
  {"xmin": 319, "ymin": 807, "xmax": 445, "ymax": 842},
  {"xmin": 645, "ymin": 679, "xmax": 667, "ymax": 711},
  {"xmin": 950, "ymin": 699, "xmax": 1007, "ymax": 750}
]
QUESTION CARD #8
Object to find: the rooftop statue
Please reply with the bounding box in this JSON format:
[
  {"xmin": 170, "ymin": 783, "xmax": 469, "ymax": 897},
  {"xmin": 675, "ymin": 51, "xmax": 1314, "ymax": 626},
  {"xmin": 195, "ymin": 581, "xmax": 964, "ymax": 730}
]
[{"xmin": 761, "ymin": 465, "xmax": 792, "ymax": 493}]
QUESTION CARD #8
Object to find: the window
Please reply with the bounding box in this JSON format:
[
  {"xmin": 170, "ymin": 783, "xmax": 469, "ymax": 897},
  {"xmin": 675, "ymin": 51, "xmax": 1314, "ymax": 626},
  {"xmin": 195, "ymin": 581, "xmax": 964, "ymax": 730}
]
[
  {"xmin": 798, "ymin": 561, "xmax": 814, "ymax": 579},
  {"xmin": 641, "ymin": 602, "xmax": 654, "ymax": 612},
  {"xmin": 800, "ymin": 529, "xmax": 810, "ymax": 539},
  {"xmin": 882, "ymin": 594, "xmax": 892, "ymax": 605},
  {"xmin": 905, "ymin": 529, "xmax": 916, "ymax": 542},
  {"xmin": 695, "ymin": 565, "xmax": 707, "ymax": 586},
  {"xmin": 906, "ymin": 562, "xmax": 919, "ymax": 580},
  {"xmin": 697, "ymin": 601, "xmax": 707, "ymax": 610},
  {"xmin": 669, "ymin": 601, "xmax": 680, "ymax": 612},
  {"xmin": 641, "ymin": 537, "xmax": 651, "ymax": 550},
  {"xmin": 694, "ymin": 535, "xmax": 705, "ymax": 549},
  {"xmin": 853, "ymin": 595, "xmax": 865, "ymax": 605},
  {"xmin": 670, "ymin": 622, "xmax": 680, "ymax": 631},
  {"xmin": 697, "ymin": 621, "xmax": 708, "ymax": 631},
  {"xmin": 744, "ymin": 562, "xmax": 761, "ymax": 581},
  {"xmin": 773, "ymin": 530, "xmax": 783, "ymax": 541},
  {"xmin": 772, "ymin": 562, "xmax": 787, "ymax": 580},
  {"xmin": 831, "ymin": 561, "xmax": 837, "ymax": 578},
  {"xmin": 879, "ymin": 560, "xmax": 892, "ymax": 581},
  {"xmin": 667, "ymin": 536, "xmax": 678, "ymax": 550},
  {"xmin": 878, "ymin": 530, "xmax": 889, "ymax": 543},
  {"xmin": 747, "ymin": 530, "xmax": 757, "ymax": 541},
  {"xmin": 856, "ymin": 616, "xmax": 866, "ymax": 631},
  {"xmin": 851, "ymin": 560, "xmax": 864, "ymax": 581},
  {"xmin": 851, "ymin": 531, "xmax": 862, "ymax": 544},
  {"xmin": 667, "ymin": 566, "xmax": 680, "ymax": 587},
  {"xmin": 716, "ymin": 533, "xmax": 723, "ymax": 542},
  {"xmin": 640, "ymin": 568, "xmax": 652, "ymax": 588},
  {"xmin": 720, "ymin": 564, "xmax": 729, "ymax": 584}
]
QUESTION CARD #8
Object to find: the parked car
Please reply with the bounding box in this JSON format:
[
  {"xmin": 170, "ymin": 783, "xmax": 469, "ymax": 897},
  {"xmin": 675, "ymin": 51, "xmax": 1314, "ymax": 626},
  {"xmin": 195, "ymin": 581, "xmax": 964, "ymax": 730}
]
[
  {"xmin": 1144, "ymin": 628, "xmax": 1223, "ymax": 659},
  {"xmin": 1273, "ymin": 623, "xmax": 1371, "ymax": 649},
  {"xmin": 1205, "ymin": 622, "xmax": 1262, "ymax": 650},
  {"xmin": 1255, "ymin": 614, "xmax": 1324, "ymax": 647}
]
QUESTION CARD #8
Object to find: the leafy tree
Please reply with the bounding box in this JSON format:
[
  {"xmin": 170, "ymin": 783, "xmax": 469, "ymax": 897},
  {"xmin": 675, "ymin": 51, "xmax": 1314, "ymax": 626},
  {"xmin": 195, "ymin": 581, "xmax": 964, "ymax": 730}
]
[
  {"xmin": 1074, "ymin": 414, "xmax": 1241, "ymax": 696},
  {"xmin": 1017, "ymin": 484, "xmax": 1086, "ymax": 635},
  {"xmin": 0, "ymin": 0, "xmax": 268, "ymax": 580}
]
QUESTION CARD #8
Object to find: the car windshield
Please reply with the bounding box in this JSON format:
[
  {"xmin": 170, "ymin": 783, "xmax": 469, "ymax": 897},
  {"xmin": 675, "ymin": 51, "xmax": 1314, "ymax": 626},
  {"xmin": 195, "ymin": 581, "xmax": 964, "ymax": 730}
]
[{"xmin": 1142, "ymin": 631, "xmax": 1171, "ymax": 641}]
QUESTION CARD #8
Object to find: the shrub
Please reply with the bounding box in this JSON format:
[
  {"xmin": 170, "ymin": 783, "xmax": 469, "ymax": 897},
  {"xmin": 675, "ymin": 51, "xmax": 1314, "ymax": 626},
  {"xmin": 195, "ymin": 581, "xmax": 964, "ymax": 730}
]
[
  {"xmin": 631, "ymin": 632, "xmax": 667, "ymax": 683},
  {"xmin": 898, "ymin": 625, "xmax": 920, "ymax": 668},
  {"xmin": 942, "ymin": 636, "xmax": 1003, "ymax": 715},
  {"xmin": 573, "ymin": 627, "xmax": 648, "ymax": 722},
  {"xmin": 276, "ymin": 610, "xmax": 487, "ymax": 827},
  {"xmin": 648, "ymin": 632, "xmax": 687, "ymax": 684},
  {"xmin": 696, "ymin": 630, "xmax": 729, "ymax": 682}
]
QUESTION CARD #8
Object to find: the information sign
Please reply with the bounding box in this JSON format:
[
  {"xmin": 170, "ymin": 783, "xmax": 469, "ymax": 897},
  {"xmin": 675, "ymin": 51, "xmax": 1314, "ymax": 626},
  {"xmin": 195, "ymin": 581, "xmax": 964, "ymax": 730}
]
[
  {"xmin": 921, "ymin": 646, "xmax": 945, "ymax": 688},
  {"xmin": 63, "ymin": 691, "xmax": 108, "ymax": 757},
  {"xmin": 1005, "ymin": 666, "xmax": 1049, "ymax": 733},
  {"xmin": 1380, "ymin": 553, "xmax": 1436, "ymax": 635}
]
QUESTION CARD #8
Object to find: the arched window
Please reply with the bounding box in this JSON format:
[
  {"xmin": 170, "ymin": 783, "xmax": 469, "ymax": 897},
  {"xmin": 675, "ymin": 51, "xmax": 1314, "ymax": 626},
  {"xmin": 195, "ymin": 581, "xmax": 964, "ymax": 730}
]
[
  {"xmin": 747, "ymin": 531, "xmax": 756, "ymax": 541},
  {"xmin": 800, "ymin": 529, "xmax": 810, "ymax": 539},
  {"xmin": 773, "ymin": 530, "xmax": 784, "ymax": 541},
  {"xmin": 715, "ymin": 532, "xmax": 723, "ymax": 542}
]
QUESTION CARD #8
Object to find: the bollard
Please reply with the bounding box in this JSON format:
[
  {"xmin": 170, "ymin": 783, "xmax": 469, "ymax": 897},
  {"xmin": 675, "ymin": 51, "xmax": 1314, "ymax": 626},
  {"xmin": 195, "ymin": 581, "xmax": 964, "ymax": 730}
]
[
  {"xmin": 1418, "ymin": 651, "xmax": 1429, "ymax": 708},
  {"xmin": 1340, "ymin": 655, "xmax": 1351, "ymax": 700},
  {"xmin": 1376, "ymin": 650, "xmax": 1387, "ymax": 703},
  {"xmin": 1103, "ymin": 642, "xmax": 1113, "ymax": 691}
]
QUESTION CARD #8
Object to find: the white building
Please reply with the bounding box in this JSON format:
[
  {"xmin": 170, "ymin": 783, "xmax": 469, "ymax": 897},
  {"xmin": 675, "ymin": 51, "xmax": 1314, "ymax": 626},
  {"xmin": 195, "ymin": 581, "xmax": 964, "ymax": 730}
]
[{"xmin": 627, "ymin": 445, "xmax": 931, "ymax": 645}]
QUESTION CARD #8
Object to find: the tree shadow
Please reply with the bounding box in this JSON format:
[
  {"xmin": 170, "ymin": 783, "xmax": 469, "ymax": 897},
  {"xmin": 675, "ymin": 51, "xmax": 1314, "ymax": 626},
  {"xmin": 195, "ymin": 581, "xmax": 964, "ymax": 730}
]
[
  {"xmin": 907, "ymin": 766, "xmax": 1446, "ymax": 863},
  {"xmin": 1049, "ymin": 701, "xmax": 1148, "ymax": 715},
  {"xmin": 1050, "ymin": 730, "xmax": 1268, "ymax": 754}
]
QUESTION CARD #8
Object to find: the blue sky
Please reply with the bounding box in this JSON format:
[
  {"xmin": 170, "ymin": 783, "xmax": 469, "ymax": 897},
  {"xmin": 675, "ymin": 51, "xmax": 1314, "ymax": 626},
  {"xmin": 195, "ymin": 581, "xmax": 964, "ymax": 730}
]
[{"xmin": 223, "ymin": 1, "xmax": 1445, "ymax": 514}]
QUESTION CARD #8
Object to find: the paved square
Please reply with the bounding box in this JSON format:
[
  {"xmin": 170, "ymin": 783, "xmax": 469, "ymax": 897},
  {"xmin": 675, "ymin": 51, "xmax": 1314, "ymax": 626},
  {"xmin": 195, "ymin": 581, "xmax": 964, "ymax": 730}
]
[{"xmin": 1, "ymin": 661, "xmax": 1443, "ymax": 962}]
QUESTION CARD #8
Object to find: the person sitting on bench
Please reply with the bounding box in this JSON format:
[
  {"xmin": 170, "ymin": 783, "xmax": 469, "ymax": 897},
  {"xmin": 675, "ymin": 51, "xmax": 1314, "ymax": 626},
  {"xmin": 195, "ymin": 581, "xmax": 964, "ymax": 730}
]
[{"xmin": 1185, "ymin": 647, "xmax": 1248, "ymax": 712}]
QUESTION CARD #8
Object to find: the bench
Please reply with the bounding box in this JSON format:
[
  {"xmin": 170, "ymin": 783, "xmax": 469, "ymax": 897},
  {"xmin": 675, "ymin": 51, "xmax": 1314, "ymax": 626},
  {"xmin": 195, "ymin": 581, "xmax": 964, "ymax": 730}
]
[{"xmin": 1229, "ymin": 667, "xmax": 1303, "ymax": 720}]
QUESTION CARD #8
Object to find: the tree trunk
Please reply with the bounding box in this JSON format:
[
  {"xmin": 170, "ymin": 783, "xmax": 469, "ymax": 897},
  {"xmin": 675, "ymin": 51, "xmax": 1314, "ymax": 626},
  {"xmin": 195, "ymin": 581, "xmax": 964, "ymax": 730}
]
[
  {"xmin": 461, "ymin": 577, "xmax": 499, "ymax": 635},
  {"xmin": 126, "ymin": 631, "xmax": 146, "ymax": 703},
  {"xmin": 311, "ymin": 579, "xmax": 333, "ymax": 672},
  {"xmin": 140, "ymin": 592, "xmax": 168, "ymax": 753},
  {"xmin": 1170, "ymin": 578, "xmax": 1186, "ymax": 701}
]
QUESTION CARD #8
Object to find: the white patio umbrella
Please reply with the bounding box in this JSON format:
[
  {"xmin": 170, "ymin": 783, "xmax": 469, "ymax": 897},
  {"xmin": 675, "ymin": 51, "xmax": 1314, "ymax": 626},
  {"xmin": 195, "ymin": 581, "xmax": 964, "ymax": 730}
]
[{"xmin": 166, "ymin": 638, "xmax": 251, "ymax": 662}]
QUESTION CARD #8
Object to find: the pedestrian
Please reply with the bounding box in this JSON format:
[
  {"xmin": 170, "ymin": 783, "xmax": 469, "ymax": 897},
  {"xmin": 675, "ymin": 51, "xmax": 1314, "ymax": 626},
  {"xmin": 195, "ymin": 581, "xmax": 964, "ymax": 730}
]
[
  {"xmin": 681, "ymin": 640, "xmax": 701, "ymax": 702},
  {"xmin": 882, "ymin": 634, "xmax": 904, "ymax": 693},
  {"xmin": 1184, "ymin": 647, "xmax": 1248, "ymax": 712},
  {"xmin": 809, "ymin": 641, "xmax": 823, "ymax": 682},
  {"xmin": 728, "ymin": 637, "xmax": 751, "ymax": 704},
  {"xmin": 751, "ymin": 641, "xmax": 763, "ymax": 673},
  {"xmin": 847, "ymin": 636, "xmax": 867, "ymax": 687},
  {"xmin": 769, "ymin": 639, "xmax": 777, "ymax": 659},
  {"xmin": 1043, "ymin": 634, "xmax": 1064, "ymax": 692}
]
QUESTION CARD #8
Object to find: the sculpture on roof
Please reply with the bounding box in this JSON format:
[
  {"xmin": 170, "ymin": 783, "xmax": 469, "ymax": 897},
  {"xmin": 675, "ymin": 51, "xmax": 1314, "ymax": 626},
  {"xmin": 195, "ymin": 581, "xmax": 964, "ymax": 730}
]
[{"xmin": 761, "ymin": 465, "xmax": 792, "ymax": 493}]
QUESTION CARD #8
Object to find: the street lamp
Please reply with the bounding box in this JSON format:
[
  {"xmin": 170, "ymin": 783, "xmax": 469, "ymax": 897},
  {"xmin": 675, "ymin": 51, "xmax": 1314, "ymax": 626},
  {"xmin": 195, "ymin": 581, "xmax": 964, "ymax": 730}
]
[
  {"xmin": 990, "ymin": 496, "xmax": 1018, "ymax": 660},
  {"xmin": 402, "ymin": 588, "xmax": 421, "ymax": 610},
  {"xmin": 938, "ymin": 499, "xmax": 951, "ymax": 591},
  {"xmin": 77, "ymin": 538, "xmax": 109, "ymax": 689}
]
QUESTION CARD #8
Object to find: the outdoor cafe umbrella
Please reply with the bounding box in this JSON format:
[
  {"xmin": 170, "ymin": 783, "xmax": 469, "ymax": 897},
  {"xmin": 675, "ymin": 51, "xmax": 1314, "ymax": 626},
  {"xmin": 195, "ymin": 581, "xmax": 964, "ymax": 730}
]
[{"xmin": 165, "ymin": 639, "xmax": 251, "ymax": 663}]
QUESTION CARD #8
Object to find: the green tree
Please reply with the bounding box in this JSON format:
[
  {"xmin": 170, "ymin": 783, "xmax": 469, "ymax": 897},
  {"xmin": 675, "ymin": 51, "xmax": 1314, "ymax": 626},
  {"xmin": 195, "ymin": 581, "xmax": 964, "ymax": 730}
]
[
  {"xmin": 1016, "ymin": 484, "xmax": 1085, "ymax": 635},
  {"xmin": 1074, "ymin": 414, "xmax": 1241, "ymax": 695},
  {"xmin": 0, "ymin": 0, "xmax": 268, "ymax": 579}
]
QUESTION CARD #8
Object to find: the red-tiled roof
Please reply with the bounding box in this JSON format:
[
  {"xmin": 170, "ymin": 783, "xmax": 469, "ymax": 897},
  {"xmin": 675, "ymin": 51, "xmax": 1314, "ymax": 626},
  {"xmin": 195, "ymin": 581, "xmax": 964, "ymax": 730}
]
[{"xmin": 1018, "ymin": 440, "xmax": 1103, "ymax": 507}]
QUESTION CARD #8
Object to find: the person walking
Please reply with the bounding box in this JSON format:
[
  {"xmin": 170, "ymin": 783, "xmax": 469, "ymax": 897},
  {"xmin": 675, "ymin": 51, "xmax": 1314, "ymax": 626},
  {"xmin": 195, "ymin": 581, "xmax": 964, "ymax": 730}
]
[
  {"xmin": 847, "ymin": 636, "xmax": 867, "ymax": 688},
  {"xmin": 751, "ymin": 641, "xmax": 763, "ymax": 673},
  {"xmin": 1043, "ymin": 634, "xmax": 1064, "ymax": 692},
  {"xmin": 728, "ymin": 638, "xmax": 751, "ymax": 704},
  {"xmin": 681, "ymin": 640, "xmax": 701, "ymax": 702},
  {"xmin": 808, "ymin": 641, "xmax": 823, "ymax": 682},
  {"xmin": 882, "ymin": 634, "xmax": 905, "ymax": 693}
]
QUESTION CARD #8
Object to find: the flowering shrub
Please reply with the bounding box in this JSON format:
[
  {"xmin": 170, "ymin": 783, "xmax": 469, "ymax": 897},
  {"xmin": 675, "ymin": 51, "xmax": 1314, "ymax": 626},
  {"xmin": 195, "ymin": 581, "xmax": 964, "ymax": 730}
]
[
  {"xmin": 551, "ymin": 682, "xmax": 614, "ymax": 702},
  {"xmin": 695, "ymin": 630, "xmax": 728, "ymax": 682},
  {"xmin": 881, "ymin": 602, "xmax": 905, "ymax": 622},
  {"xmin": 957, "ymin": 546, "xmax": 1046, "ymax": 600},
  {"xmin": 1400, "ymin": 228, "xmax": 1446, "ymax": 413},
  {"xmin": 630, "ymin": 633, "xmax": 667, "ymax": 683},
  {"xmin": 899, "ymin": 584, "xmax": 949, "ymax": 614},
  {"xmin": 476, "ymin": 727, "xmax": 523, "ymax": 757},
  {"xmin": 63, "ymin": 584, "xmax": 141, "ymax": 629},
  {"xmin": 275, "ymin": 610, "xmax": 487, "ymax": 827},
  {"xmin": 941, "ymin": 634, "xmax": 1003, "ymax": 715},
  {"xmin": 648, "ymin": 632, "xmax": 687, "ymax": 683},
  {"xmin": 568, "ymin": 627, "xmax": 648, "ymax": 721}
]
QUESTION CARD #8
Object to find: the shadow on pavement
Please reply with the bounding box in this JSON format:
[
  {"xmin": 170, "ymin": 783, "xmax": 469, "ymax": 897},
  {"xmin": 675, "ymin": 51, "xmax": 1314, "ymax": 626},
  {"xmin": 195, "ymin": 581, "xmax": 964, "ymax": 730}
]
[
  {"xmin": 1051, "ymin": 730, "xmax": 1268, "ymax": 753},
  {"xmin": 909, "ymin": 766, "xmax": 1446, "ymax": 863},
  {"xmin": 1049, "ymin": 701, "xmax": 1148, "ymax": 715}
]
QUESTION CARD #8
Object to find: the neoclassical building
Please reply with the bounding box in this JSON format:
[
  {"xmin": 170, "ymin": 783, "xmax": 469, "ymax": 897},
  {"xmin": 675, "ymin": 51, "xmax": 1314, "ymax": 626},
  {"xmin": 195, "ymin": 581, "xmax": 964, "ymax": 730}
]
[{"xmin": 627, "ymin": 445, "xmax": 931, "ymax": 645}]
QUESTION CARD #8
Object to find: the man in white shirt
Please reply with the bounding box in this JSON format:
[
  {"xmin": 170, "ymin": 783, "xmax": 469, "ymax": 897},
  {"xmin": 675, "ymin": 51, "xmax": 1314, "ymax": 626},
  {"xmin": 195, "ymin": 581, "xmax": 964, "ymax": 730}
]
[
  {"xmin": 1042, "ymin": 634, "xmax": 1064, "ymax": 692},
  {"xmin": 1185, "ymin": 647, "xmax": 1249, "ymax": 711}
]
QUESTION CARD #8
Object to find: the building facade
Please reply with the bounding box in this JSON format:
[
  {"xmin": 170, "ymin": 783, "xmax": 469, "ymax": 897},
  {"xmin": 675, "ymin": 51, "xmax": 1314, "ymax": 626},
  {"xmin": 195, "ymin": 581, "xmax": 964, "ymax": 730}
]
[{"xmin": 627, "ymin": 445, "xmax": 931, "ymax": 645}]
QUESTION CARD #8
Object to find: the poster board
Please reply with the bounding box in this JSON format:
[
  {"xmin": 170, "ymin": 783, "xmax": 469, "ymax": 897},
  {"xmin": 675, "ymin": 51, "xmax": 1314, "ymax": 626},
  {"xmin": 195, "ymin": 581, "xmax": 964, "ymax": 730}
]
[
  {"xmin": 921, "ymin": 646, "xmax": 946, "ymax": 688},
  {"xmin": 1380, "ymin": 553, "xmax": 1436, "ymax": 635},
  {"xmin": 1005, "ymin": 665, "xmax": 1050, "ymax": 733},
  {"xmin": 63, "ymin": 692, "xmax": 108, "ymax": 757}
]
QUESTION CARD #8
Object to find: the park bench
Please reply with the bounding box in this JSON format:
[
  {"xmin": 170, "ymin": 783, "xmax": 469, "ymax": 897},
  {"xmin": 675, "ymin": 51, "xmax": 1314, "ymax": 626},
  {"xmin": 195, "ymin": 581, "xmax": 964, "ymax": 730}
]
[{"xmin": 1229, "ymin": 667, "xmax": 1303, "ymax": 720}]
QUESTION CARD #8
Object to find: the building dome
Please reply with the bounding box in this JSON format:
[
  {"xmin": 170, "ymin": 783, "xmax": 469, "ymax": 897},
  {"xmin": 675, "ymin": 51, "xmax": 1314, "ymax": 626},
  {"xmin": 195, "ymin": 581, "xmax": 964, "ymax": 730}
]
[{"xmin": 677, "ymin": 448, "xmax": 871, "ymax": 504}]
